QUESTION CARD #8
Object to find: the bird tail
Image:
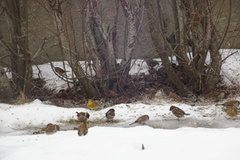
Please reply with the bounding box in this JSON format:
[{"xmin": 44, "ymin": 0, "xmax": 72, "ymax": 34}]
[
  {"xmin": 185, "ymin": 113, "xmax": 190, "ymax": 116},
  {"xmin": 129, "ymin": 122, "xmax": 135, "ymax": 126}
]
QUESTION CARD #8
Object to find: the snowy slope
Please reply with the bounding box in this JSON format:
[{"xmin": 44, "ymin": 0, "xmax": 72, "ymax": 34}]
[
  {"xmin": 1, "ymin": 98, "xmax": 240, "ymax": 160},
  {"xmin": 1, "ymin": 97, "xmax": 240, "ymax": 135},
  {"xmin": 1, "ymin": 126, "xmax": 240, "ymax": 160}
]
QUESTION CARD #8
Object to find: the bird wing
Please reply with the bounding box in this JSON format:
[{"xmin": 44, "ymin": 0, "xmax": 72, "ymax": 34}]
[{"xmin": 173, "ymin": 108, "xmax": 186, "ymax": 115}]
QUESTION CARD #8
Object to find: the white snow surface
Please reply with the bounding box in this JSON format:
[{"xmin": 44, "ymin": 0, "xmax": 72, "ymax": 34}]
[
  {"xmin": 1, "ymin": 49, "xmax": 240, "ymax": 160},
  {"xmin": 1, "ymin": 99, "xmax": 240, "ymax": 160},
  {"xmin": 1, "ymin": 126, "xmax": 240, "ymax": 160}
]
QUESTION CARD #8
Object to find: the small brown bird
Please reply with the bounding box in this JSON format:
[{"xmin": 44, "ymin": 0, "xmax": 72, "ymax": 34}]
[
  {"xmin": 146, "ymin": 59, "xmax": 159, "ymax": 69},
  {"xmin": 78, "ymin": 121, "xmax": 88, "ymax": 136},
  {"xmin": 226, "ymin": 106, "xmax": 238, "ymax": 117},
  {"xmin": 217, "ymin": 100, "xmax": 240, "ymax": 107},
  {"xmin": 108, "ymin": 90, "xmax": 120, "ymax": 98},
  {"xmin": 105, "ymin": 108, "xmax": 115, "ymax": 122},
  {"xmin": 130, "ymin": 115, "xmax": 149, "ymax": 125},
  {"xmin": 76, "ymin": 112, "xmax": 90, "ymax": 122},
  {"xmin": 54, "ymin": 67, "xmax": 68, "ymax": 76},
  {"xmin": 207, "ymin": 91, "xmax": 226, "ymax": 99},
  {"xmin": 216, "ymin": 100, "xmax": 240, "ymax": 112},
  {"xmin": 170, "ymin": 106, "xmax": 190, "ymax": 120},
  {"xmin": 42, "ymin": 123, "xmax": 60, "ymax": 135}
]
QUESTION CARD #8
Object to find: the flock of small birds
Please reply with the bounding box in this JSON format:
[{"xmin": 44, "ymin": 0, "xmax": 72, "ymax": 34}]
[{"xmin": 38, "ymin": 99, "xmax": 240, "ymax": 136}]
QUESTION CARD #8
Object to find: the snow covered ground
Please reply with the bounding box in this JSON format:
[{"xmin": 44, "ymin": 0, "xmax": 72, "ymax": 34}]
[
  {"xmin": 1, "ymin": 99, "xmax": 240, "ymax": 160},
  {"xmin": 1, "ymin": 126, "xmax": 240, "ymax": 160},
  {"xmin": 0, "ymin": 49, "xmax": 240, "ymax": 160}
]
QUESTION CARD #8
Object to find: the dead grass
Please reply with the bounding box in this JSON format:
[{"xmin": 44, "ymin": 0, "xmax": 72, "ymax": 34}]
[
  {"xmin": 57, "ymin": 119, "xmax": 81, "ymax": 125},
  {"xmin": 57, "ymin": 118, "xmax": 121, "ymax": 127}
]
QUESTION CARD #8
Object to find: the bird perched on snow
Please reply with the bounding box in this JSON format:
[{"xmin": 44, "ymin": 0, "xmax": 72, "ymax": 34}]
[
  {"xmin": 76, "ymin": 112, "xmax": 90, "ymax": 122},
  {"xmin": 130, "ymin": 115, "xmax": 149, "ymax": 125},
  {"xmin": 207, "ymin": 91, "xmax": 226, "ymax": 100},
  {"xmin": 87, "ymin": 99, "xmax": 99, "ymax": 110},
  {"xmin": 216, "ymin": 100, "xmax": 240, "ymax": 107},
  {"xmin": 42, "ymin": 123, "xmax": 60, "ymax": 135},
  {"xmin": 226, "ymin": 106, "xmax": 238, "ymax": 118},
  {"xmin": 170, "ymin": 106, "xmax": 190, "ymax": 120},
  {"xmin": 54, "ymin": 67, "xmax": 68, "ymax": 76},
  {"xmin": 216, "ymin": 100, "xmax": 240, "ymax": 112},
  {"xmin": 105, "ymin": 108, "xmax": 115, "ymax": 122},
  {"xmin": 78, "ymin": 120, "xmax": 88, "ymax": 136}
]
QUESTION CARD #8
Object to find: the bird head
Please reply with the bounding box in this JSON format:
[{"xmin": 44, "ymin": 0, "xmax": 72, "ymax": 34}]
[
  {"xmin": 109, "ymin": 108, "xmax": 115, "ymax": 112},
  {"xmin": 88, "ymin": 99, "xmax": 93, "ymax": 103},
  {"xmin": 170, "ymin": 106, "xmax": 176, "ymax": 111},
  {"xmin": 86, "ymin": 112, "xmax": 90, "ymax": 118}
]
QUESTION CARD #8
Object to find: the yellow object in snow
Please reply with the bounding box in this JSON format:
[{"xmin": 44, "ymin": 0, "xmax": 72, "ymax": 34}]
[
  {"xmin": 87, "ymin": 99, "xmax": 98, "ymax": 110},
  {"xmin": 226, "ymin": 106, "xmax": 238, "ymax": 117}
]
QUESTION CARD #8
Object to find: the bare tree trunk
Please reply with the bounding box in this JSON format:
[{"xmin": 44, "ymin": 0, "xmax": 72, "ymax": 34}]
[
  {"xmin": 48, "ymin": 0, "xmax": 100, "ymax": 98},
  {"xmin": 6, "ymin": 0, "xmax": 32, "ymax": 97},
  {"xmin": 145, "ymin": 0, "xmax": 193, "ymax": 97},
  {"xmin": 145, "ymin": 0, "xmax": 225, "ymax": 96},
  {"xmin": 87, "ymin": 0, "xmax": 143, "ymax": 93},
  {"xmin": 202, "ymin": 0, "xmax": 223, "ymax": 92}
]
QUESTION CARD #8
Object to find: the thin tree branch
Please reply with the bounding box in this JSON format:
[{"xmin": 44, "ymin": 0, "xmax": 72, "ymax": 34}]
[{"xmin": 222, "ymin": 50, "xmax": 238, "ymax": 63}]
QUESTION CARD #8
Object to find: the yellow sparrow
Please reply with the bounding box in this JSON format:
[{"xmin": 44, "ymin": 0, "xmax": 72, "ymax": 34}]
[
  {"xmin": 226, "ymin": 106, "xmax": 238, "ymax": 117},
  {"xmin": 87, "ymin": 99, "xmax": 98, "ymax": 110}
]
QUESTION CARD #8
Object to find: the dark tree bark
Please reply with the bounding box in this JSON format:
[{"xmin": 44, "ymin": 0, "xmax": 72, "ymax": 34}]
[
  {"xmin": 145, "ymin": 0, "xmax": 193, "ymax": 97},
  {"xmin": 47, "ymin": 0, "xmax": 100, "ymax": 98},
  {"xmin": 6, "ymin": 0, "xmax": 33, "ymax": 97},
  {"xmin": 145, "ymin": 0, "xmax": 226, "ymax": 96},
  {"xmin": 87, "ymin": 0, "xmax": 143, "ymax": 94}
]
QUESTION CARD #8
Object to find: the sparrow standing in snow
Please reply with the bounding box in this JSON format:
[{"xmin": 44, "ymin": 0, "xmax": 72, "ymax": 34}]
[
  {"xmin": 76, "ymin": 112, "xmax": 90, "ymax": 122},
  {"xmin": 216, "ymin": 100, "xmax": 240, "ymax": 112},
  {"xmin": 105, "ymin": 108, "xmax": 115, "ymax": 122},
  {"xmin": 78, "ymin": 120, "xmax": 88, "ymax": 136},
  {"xmin": 42, "ymin": 123, "xmax": 60, "ymax": 135},
  {"xmin": 170, "ymin": 106, "xmax": 190, "ymax": 120},
  {"xmin": 130, "ymin": 115, "xmax": 149, "ymax": 125},
  {"xmin": 216, "ymin": 100, "xmax": 240, "ymax": 107}
]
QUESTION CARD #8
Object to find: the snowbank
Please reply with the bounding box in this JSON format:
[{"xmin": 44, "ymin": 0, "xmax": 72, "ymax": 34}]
[{"xmin": 1, "ymin": 126, "xmax": 240, "ymax": 160}]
